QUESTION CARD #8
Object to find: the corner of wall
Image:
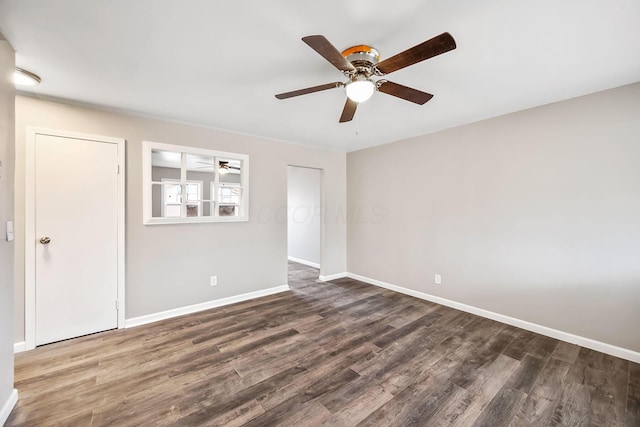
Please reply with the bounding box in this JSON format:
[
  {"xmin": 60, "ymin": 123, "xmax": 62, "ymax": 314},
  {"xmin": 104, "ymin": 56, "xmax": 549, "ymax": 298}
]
[{"xmin": 0, "ymin": 35, "xmax": 17, "ymax": 420}]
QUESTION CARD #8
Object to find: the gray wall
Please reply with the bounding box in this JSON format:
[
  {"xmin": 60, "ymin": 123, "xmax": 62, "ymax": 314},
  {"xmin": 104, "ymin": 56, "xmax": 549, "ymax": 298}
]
[
  {"xmin": 14, "ymin": 95, "xmax": 347, "ymax": 340},
  {"xmin": 0, "ymin": 36, "xmax": 16, "ymax": 415},
  {"xmin": 287, "ymin": 166, "xmax": 321, "ymax": 266},
  {"xmin": 348, "ymin": 82, "xmax": 640, "ymax": 353}
]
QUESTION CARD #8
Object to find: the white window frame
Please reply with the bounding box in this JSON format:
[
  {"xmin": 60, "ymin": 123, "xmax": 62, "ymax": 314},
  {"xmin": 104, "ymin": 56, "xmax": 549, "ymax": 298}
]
[{"xmin": 143, "ymin": 141, "xmax": 249, "ymax": 224}]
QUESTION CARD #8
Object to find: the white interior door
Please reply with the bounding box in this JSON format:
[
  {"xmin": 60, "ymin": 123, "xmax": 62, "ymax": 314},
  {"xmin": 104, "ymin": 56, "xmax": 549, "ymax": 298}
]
[{"xmin": 34, "ymin": 133, "xmax": 119, "ymax": 345}]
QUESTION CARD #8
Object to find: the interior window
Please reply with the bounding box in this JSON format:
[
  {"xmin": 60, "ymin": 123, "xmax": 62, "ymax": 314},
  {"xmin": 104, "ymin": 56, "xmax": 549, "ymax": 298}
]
[{"xmin": 143, "ymin": 141, "xmax": 249, "ymax": 224}]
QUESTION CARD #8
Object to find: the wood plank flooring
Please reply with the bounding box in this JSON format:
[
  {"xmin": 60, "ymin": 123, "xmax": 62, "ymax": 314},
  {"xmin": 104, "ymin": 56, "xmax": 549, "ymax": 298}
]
[{"xmin": 7, "ymin": 262, "xmax": 639, "ymax": 426}]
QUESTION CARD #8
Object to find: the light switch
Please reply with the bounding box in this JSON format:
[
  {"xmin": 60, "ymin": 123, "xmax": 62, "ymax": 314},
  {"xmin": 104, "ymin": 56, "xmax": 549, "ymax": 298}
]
[{"xmin": 6, "ymin": 220, "xmax": 13, "ymax": 241}]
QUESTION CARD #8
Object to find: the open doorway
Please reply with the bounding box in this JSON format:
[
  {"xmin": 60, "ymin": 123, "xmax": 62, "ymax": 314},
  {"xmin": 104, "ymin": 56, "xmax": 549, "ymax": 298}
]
[{"xmin": 287, "ymin": 166, "xmax": 322, "ymax": 281}]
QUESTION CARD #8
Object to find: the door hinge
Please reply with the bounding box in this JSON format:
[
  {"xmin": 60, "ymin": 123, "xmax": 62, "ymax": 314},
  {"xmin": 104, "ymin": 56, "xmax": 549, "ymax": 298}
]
[
  {"xmin": 115, "ymin": 300, "xmax": 119, "ymax": 311},
  {"xmin": 117, "ymin": 164, "xmax": 120, "ymax": 174}
]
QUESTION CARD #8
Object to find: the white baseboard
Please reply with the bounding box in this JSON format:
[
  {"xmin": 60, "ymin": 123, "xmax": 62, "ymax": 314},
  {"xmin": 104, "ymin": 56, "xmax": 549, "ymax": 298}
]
[
  {"xmin": 288, "ymin": 256, "xmax": 320, "ymax": 269},
  {"xmin": 318, "ymin": 272, "xmax": 348, "ymax": 282},
  {"xmin": 347, "ymin": 272, "xmax": 640, "ymax": 364},
  {"xmin": 13, "ymin": 341, "xmax": 26, "ymax": 354},
  {"xmin": 125, "ymin": 285, "xmax": 290, "ymax": 328},
  {"xmin": 0, "ymin": 389, "xmax": 18, "ymax": 426}
]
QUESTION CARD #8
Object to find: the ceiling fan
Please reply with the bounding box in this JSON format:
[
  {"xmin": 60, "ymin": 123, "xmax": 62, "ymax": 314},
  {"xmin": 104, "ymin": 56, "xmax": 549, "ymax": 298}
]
[
  {"xmin": 195, "ymin": 160, "xmax": 240, "ymax": 174},
  {"xmin": 275, "ymin": 32, "xmax": 456, "ymax": 123}
]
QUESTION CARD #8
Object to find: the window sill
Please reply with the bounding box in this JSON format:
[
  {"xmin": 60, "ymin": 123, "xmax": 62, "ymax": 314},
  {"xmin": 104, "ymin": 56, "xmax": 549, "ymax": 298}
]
[{"xmin": 143, "ymin": 216, "xmax": 248, "ymax": 225}]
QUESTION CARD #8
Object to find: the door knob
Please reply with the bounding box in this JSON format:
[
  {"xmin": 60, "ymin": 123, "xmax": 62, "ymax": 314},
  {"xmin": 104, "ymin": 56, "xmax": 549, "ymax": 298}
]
[{"xmin": 39, "ymin": 237, "xmax": 51, "ymax": 244}]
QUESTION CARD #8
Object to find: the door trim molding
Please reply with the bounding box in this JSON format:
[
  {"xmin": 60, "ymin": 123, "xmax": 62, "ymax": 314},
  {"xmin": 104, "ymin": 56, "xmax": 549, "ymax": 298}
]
[{"xmin": 25, "ymin": 127, "xmax": 126, "ymax": 350}]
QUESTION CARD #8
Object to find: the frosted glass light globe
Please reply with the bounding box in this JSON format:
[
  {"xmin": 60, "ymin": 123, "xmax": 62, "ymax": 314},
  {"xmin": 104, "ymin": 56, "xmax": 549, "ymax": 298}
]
[{"xmin": 345, "ymin": 79, "xmax": 375, "ymax": 103}]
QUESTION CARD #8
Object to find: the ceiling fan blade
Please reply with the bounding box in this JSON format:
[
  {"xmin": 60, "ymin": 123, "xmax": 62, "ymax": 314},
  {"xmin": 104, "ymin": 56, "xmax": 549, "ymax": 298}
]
[
  {"xmin": 376, "ymin": 32, "xmax": 456, "ymax": 75},
  {"xmin": 377, "ymin": 81, "xmax": 434, "ymax": 105},
  {"xmin": 275, "ymin": 82, "xmax": 342, "ymax": 100},
  {"xmin": 339, "ymin": 98, "xmax": 357, "ymax": 123},
  {"xmin": 302, "ymin": 35, "xmax": 356, "ymax": 72}
]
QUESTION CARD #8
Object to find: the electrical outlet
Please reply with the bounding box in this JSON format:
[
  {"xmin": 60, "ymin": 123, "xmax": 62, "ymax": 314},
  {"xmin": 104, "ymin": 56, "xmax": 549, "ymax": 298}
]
[
  {"xmin": 434, "ymin": 274, "xmax": 442, "ymax": 285},
  {"xmin": 210, "ymin": 276, "xmax": 218, "ymax": 286}
]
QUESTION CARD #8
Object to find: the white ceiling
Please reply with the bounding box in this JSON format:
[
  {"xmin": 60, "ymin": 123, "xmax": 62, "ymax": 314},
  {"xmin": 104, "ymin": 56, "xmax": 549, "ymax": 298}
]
[{"xmin": 1, "ymin": 0, "xmax": 639, "ymax": 152}]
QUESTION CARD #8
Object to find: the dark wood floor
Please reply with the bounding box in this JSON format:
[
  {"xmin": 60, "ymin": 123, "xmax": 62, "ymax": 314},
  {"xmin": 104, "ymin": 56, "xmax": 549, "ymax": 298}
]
[{"xmin": 7, "ymin": 262, "xmax": 640, "ymax": 426}]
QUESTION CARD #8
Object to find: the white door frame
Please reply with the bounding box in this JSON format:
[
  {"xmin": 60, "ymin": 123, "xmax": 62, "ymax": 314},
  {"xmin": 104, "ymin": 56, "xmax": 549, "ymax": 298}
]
[
  {"xmin": 287, "ymin": 165, "xmax": 324, "ymax": 272},
  {"xmin": 25, "ymin": 127, "xmax": 126, "ymax": 350}
]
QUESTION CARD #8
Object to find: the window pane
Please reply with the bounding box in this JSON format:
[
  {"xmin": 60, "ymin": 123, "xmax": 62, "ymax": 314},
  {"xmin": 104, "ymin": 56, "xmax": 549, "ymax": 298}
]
[
  {"xmin": 161, "ymin": 183, "xmax": 182, "ymax": 218},
  {"xmin": 152, "ymin": 149, "xmax": 181, "ymax": 183},
  {"xmin": 151, "ymin": 182, "xmax": 183, "ymax": 218},
  {"xmin": 165, "ymin": 205, "xmax": 182, "ymax": 217},
  {"xmin": 186, "ymin": 183, "xmax": 200, "ymax": 202},
  {"xmin": 218, "ymin": 185, "xmax": 240, "ymax": 217},
  {"xmin": 219, "ymin": 186, "xmax": 241, "ymax": 204},
  {"xmin": 151, "ymin": 183, "xmax": 164, "ymax": 218},
  {"xmin": 219, "ymin": 158, "xmax": 242, "ymax": 184},
  {"xmin": 219, "ymin": 205, "xmax": 238, "ymax": 216},
  {"xmin": 186, "ymin": 182, "xmax": 202, "ymax": 217},
  {"xmin": 165, "ymin": 183, "xmax": 182, "ymax": 204},
  {"xmin": 186, "ymin": 204, "xmax": 199, "ymax": 217},
  {"xmin": 151, "ymin": 149, "xmax": 181, "ymax": 169},
  {"xmin": 186, "ymin": 154, "xmax": 215, "ymax": 197}
]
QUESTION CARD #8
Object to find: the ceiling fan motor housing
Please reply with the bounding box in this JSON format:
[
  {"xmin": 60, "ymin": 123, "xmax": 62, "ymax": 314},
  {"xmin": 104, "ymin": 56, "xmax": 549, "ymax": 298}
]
[{"xmin": 342, "ymin": 45, "xmax": 380, "ymax": 78}]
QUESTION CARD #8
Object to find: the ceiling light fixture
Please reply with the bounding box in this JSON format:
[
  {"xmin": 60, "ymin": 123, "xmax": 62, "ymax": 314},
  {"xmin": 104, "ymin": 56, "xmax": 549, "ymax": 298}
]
[
  {"xmin": 218, "ymin": 164, "xmax": 229, "ymax": 175},
  {"xmin": 14, "ymin": 67, "xmax": 41, "ymax": 87},
  {"xmin": 345, "ymin": 77, "xmax": 375, "ymax": 103}
]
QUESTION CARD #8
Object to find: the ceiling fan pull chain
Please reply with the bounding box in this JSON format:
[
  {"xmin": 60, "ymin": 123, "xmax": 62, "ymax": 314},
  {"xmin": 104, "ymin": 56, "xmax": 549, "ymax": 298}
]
[{"xmin": 356, "ymin": 107, "xmax": 360, "ymax": 135}]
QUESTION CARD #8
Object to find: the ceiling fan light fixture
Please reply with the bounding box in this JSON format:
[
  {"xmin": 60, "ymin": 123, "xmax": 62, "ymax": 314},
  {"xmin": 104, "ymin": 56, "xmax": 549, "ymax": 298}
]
[
  {"xmin": 275, "ymin": 33, "xmax": 456, "ymax": 122},
  {"xmin": 218, "ymin": 164, "xmax": 229, "ymax": 175},
  {"xmin": 14, "ymin": 67, "xmax": 41, "ymax": 87},
  {"xmin": 345, "ymin": 78, "xmax": 375, "ymax": 103}
]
